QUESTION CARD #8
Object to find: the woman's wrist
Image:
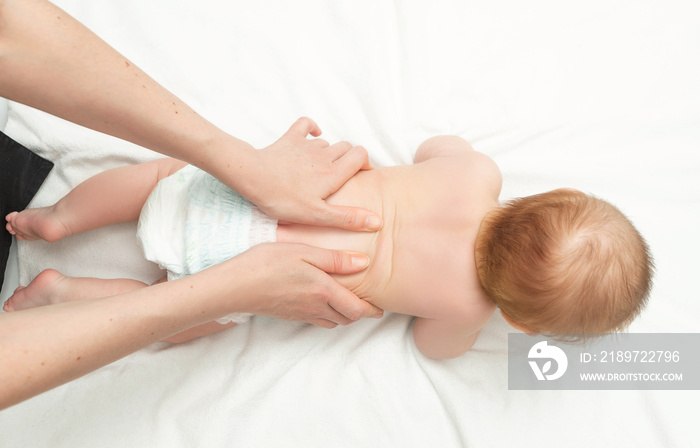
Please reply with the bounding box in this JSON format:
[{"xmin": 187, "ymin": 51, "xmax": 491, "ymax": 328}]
[{"xmin": 186, "ymin": 131, "xmax": 259, "ymax": 198}]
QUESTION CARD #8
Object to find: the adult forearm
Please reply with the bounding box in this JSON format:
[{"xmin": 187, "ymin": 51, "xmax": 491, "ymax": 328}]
[
  {"xmin": 0, "ymin": 1, "xmax": 381, "ymax": 230},
  {"xmin": 0, "ymin": 0, "xmax": 253, "ymax": 167},
  {"xmin": 0, "ymin": 244, "xmax": 379, "ymax": 410},
  {"xmin": 0, "ymin": 295, "xmax": 169, "ymax": 410},
  {"xmin": 0, "ymin": 259, "xmax": 249, "ymax": 410}
]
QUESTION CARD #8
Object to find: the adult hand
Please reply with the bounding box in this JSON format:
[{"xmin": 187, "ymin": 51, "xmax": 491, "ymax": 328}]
[
  {"xmin": 235, "ymin": 117, "xmax": 383, "ymax": 232},
  {"xmin": 227, "ymin": 242, "xmax": 383, "ymax": 328}
]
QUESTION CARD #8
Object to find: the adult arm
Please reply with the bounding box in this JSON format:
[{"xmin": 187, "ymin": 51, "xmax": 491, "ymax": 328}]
[
  {"xmin": 0, "ymin": 0, "xmax": 381, "ymax": 231},
  {"xmin": 0, "ymin": 243, "xmax": 382, "ymax": 410}
]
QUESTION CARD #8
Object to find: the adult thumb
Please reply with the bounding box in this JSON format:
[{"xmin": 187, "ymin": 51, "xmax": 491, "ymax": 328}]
[
  {"xmin": 316, "ymin": 204, "xmax": 383, "ymax": 232},
  {"xmin": 304, "ymin": 246, "xmax": 370, "ymax": 275}
]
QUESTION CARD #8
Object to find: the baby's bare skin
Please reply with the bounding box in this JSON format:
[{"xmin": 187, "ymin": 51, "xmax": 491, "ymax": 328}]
[
  {"xmin": 6, "ymin": 136, "xmax": 501, "ymax": 358},
  {"xmin": 5, "ymin": 209, "xmax": 66, "ymax": 242},
  {"xmin": 279, "ymin": 136, "xmax": 501, "ymax": 358}
]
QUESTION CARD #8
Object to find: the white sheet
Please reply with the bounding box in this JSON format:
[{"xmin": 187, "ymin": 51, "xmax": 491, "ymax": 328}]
[{"xmin": 1, "ymin": 1, "xmax": 699, "ymax": 446}]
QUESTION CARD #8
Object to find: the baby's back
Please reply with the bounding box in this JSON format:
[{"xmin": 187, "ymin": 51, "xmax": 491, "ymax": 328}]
[{"xmin": 277, "ymin": 140, "xmax": 500, "ymax": 323}]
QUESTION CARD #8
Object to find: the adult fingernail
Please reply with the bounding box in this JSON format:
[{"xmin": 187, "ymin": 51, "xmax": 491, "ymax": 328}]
[
  {"xmin": 351, "ymin": 254, "xmax": 370, "ymax": 269},
  {"xmin": 365, "ymin": 215, "xmax": 382, "ymax": 231}
]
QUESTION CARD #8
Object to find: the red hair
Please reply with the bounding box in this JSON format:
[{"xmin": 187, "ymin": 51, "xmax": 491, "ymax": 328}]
[{"xmin": 475, "ymin": 189, "xmax": 653, "ymax": 336}]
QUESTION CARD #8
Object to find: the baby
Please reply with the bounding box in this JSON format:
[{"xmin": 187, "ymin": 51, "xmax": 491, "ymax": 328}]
[{"xmin": 4, "ymin": 135, "xmax": 653, "ymax": 359}]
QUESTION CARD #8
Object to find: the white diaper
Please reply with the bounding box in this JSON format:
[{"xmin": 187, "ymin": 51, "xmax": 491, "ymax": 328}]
[{"xmin": 136, "ymin": 164, "xmax": 277, "ymax": 324}]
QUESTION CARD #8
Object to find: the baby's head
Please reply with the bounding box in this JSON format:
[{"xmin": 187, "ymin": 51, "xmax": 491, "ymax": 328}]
[{"xmin": 475, "ymin": 188, "xmax": 653, "ymax": 337}]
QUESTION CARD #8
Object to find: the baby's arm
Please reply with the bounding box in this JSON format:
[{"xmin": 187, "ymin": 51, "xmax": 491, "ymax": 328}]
[
  {"xmin": 414, "ymin": 135, "xmax": 474, "ymax": 163},
  {"xmin": 410, "ymin": 136, "xmax": 500, "ymax": 359},
  {"xmin": 413, "ymin": 316, "xmax": 482, "ymax": 360}
]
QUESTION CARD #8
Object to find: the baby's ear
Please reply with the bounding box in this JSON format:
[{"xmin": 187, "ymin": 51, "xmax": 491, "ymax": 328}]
[{"xmin": 501, "ymin": 311, "xmax": 533, "ymax": 333}]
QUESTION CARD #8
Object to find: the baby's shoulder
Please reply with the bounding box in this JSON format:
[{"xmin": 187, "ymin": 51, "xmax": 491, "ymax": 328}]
[
  {"xmin": 445, "ymin": 149, "xmax": 500, "ymax": 183},
  {"xmin": 409, "ymin": 150, "xmax": 501, "ymax": 203}
]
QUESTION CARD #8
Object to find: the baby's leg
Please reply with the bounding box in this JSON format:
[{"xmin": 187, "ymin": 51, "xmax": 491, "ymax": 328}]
[
  {"xmin": 2, "ymin": 269, "xmax": 150, "ymax": 311},
  {"xmin": 3, "ymin": 269, "xmax": 236, "ymax": 343},
  {"xmin": 5, "ymin": 157, "xmax": 188, "ymax": 242}
]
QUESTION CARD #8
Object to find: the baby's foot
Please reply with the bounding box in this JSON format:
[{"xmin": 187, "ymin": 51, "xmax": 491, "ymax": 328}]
[
  {"xmin": 5, "ymin": 208, "xmax": 69, "ymax": 242},
  {"xmin": 3, "ymin": 269, "xmax": 66, "ymax": 312}
]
